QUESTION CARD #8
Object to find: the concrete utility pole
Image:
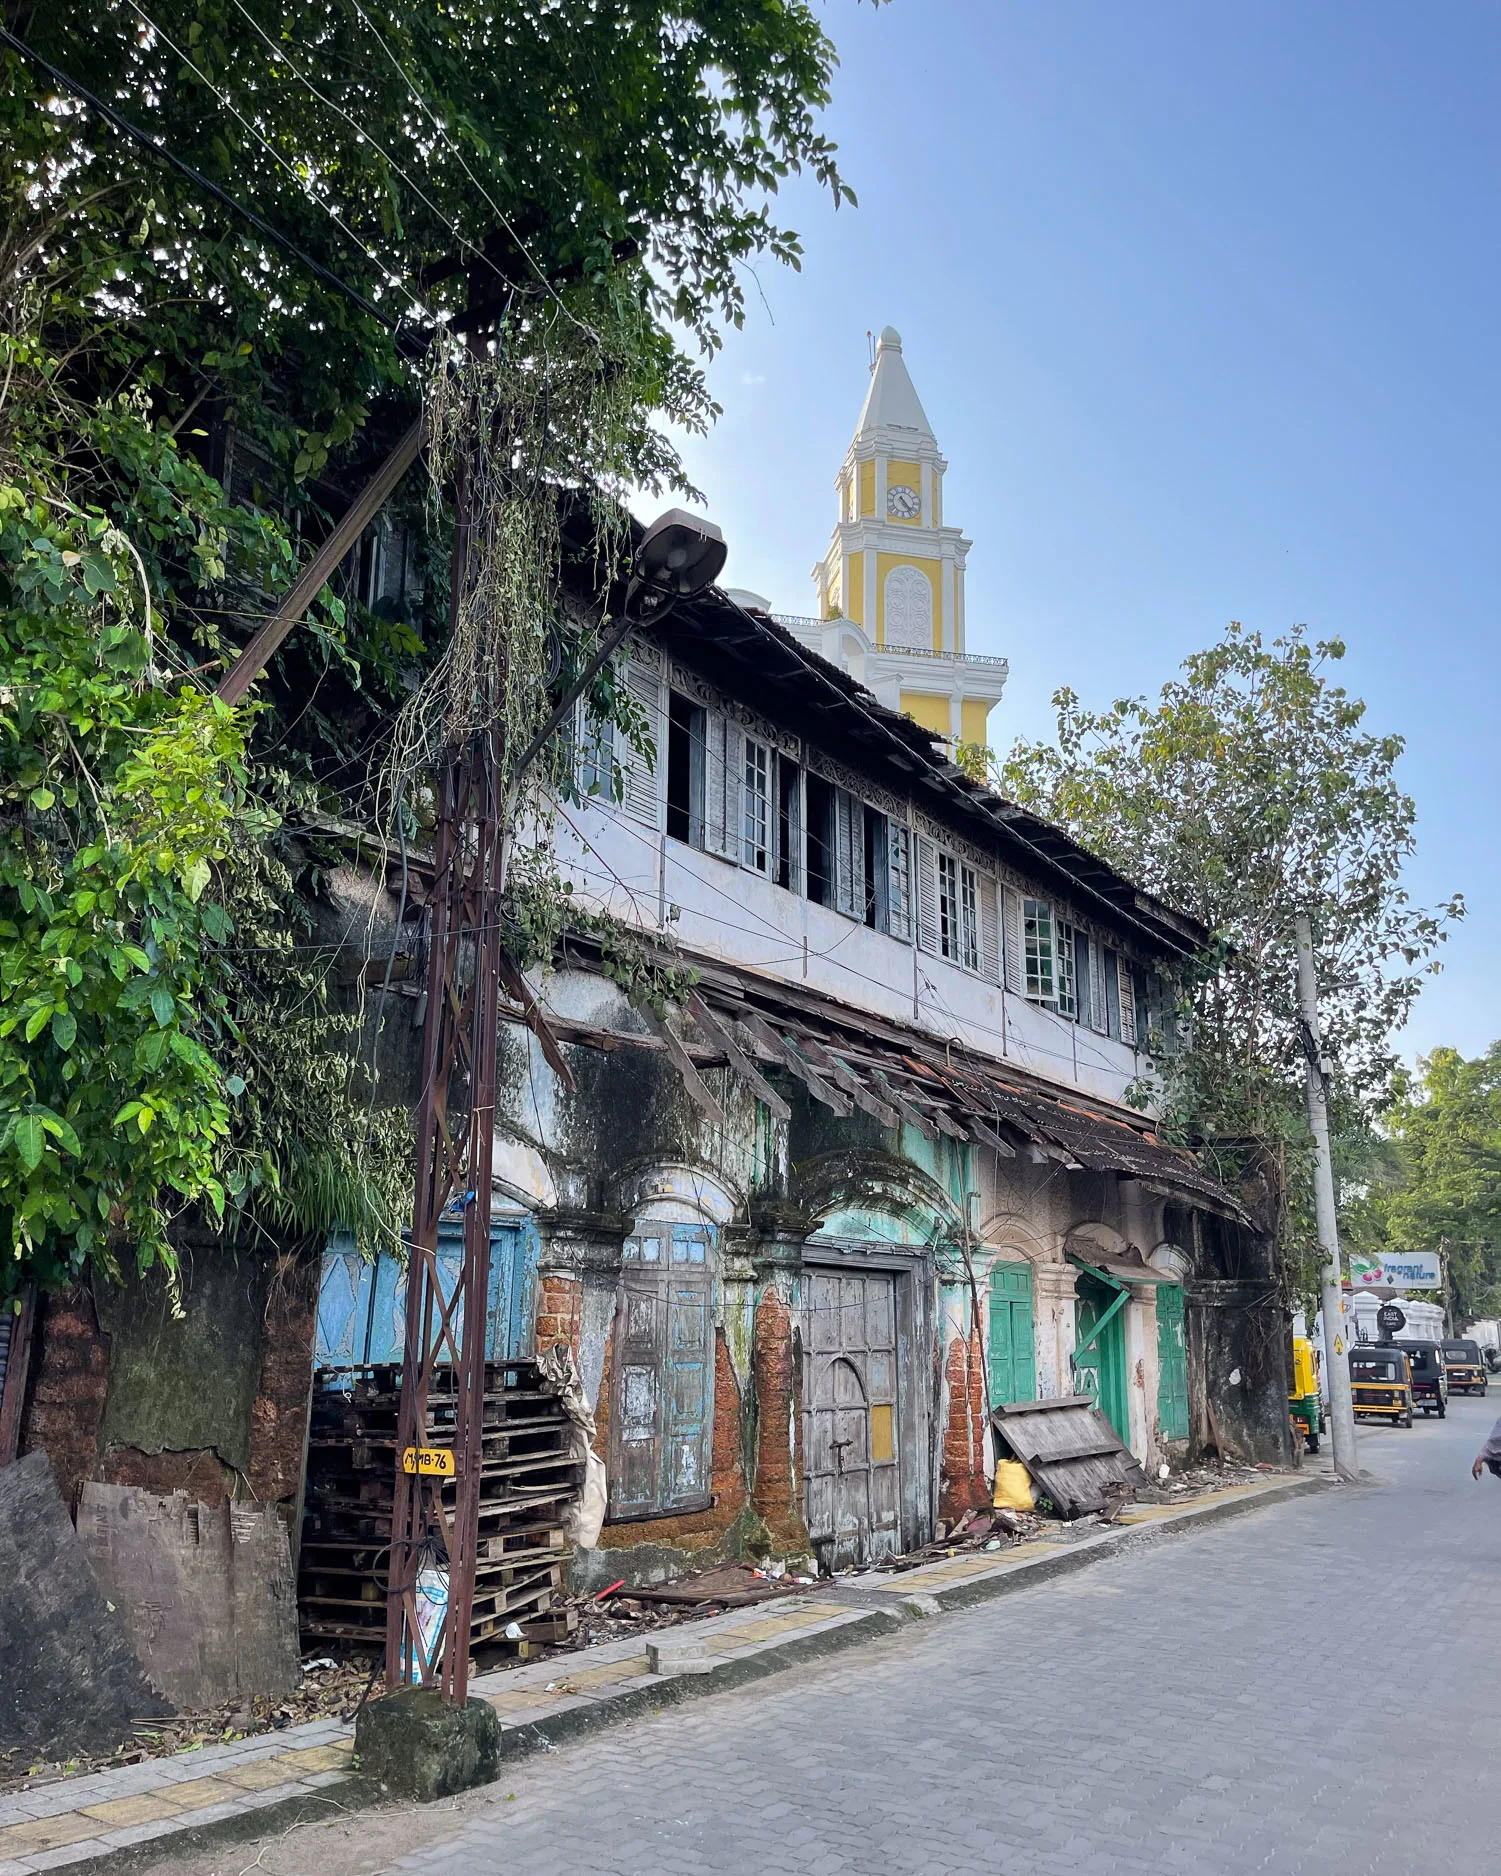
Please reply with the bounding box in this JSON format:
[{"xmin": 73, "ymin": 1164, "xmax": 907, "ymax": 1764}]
[{"xmin": 1294, "ymin": 912, "xmax": 1360, "ymax": 1481}]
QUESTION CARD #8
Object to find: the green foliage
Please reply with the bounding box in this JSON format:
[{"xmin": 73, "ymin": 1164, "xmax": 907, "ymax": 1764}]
[
  {"xmin": 2, "ymin": 0, "xmax": 861, "ymax": 1292},
  {"xmin": 0, "ymin": 482, "xmax": 251, "ymax": 1296},
  {"xmin": 1351, "ymin": 1046, "xmax": 1501, "ymax": 1322},
  {"xmin": 1001, "ymin": 623, "xmax": 1462, "ymax": 1276},
  {"xmin": 4, "ymin": 3, "xmax": 853, "ymax": 481}
]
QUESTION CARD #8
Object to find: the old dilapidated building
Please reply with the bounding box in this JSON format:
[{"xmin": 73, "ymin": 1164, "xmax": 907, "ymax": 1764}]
[{"xmin": 303, "ymin": 576, "xmax": 1284, "ymax": 1587}]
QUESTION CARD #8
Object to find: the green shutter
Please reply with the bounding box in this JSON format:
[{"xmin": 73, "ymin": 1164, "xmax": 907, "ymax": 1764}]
[
  {"xmin": 1156, "ymin": 1282, "xmax": 1189, "ymax": 1440},
  {"xmin": 988, "ymin": 1261, "xmax": 1036, "ymax": 1406}
]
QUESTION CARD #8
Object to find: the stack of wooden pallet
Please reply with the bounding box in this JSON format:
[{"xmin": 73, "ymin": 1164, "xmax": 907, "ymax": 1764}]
[{"xmin": 299, "ymin": 1356, "xmax": 581, "ymax": 1664}]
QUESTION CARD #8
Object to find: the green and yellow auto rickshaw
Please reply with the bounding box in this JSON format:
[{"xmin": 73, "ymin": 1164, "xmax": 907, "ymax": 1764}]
[
  {"xmin": 1349, "ymin": 1345, "xmax": 1414, "ymax": 1426},
  {"xmin": 1289, "ymin": 1335, "xmax": 1324, "ymax": 1453}
]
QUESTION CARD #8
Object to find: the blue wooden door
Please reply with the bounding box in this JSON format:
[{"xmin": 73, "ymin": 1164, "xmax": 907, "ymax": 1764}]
[
  {"xmin": 609, "ymin": 1222, "xmax": 715, "ymax": 1518},
  {"xmin": 315, "ymin": 1220, "xmax": 538, "ymax": 1370},
  {"xmin": 988, "ymin": 1261, "xmax": 1037, "ymax": 1406}
]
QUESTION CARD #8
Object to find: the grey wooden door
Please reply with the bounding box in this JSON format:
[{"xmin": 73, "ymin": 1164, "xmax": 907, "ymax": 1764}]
[{"xmin": 804, "ymin": 1271, "xmax": 901, "ymax": 1568}]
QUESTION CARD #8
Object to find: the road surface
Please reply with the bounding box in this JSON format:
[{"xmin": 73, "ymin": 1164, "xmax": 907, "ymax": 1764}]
[{"xmin": 167, "ymin": 1392, "xmax": 1501, "ymax": 1875}]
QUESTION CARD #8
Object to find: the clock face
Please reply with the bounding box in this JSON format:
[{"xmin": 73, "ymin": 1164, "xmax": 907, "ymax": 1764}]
[{"xmin": 886, "ymin": 483, "xmax": 921, "ymax": 520}]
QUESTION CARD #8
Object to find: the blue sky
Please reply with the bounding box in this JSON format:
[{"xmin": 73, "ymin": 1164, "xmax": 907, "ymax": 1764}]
[{"xmin": 663, "ymin": 0, "xmax": 1498, "ymax": 1061}]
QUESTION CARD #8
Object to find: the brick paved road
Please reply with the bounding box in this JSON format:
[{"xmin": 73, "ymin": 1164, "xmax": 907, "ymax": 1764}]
[{"xmin": 357, "ymin": 1399, "xmax": 1501, "ymax": 1875}]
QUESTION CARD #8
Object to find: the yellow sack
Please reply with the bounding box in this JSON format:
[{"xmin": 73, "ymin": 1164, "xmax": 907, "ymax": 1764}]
[{"xmin": 992, "ymin": 1459, "xmax": 1035, "ymax": 1511}]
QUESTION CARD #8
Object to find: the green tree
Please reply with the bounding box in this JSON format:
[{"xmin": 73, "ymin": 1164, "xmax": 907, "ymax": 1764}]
[
  {"xmin": 1, "ymin": 1, "xmax": 862, "ymax": 1294},
  {"xmin": 1364, "ymin": 1046, "xmax": 1501, "ymax": 1323},
  {"xmin": 1001, "ymin": 623, "xmax": 1461, "ymax": 1279}
]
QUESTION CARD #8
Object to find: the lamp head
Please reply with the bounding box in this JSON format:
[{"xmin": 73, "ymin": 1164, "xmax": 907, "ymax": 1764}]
[{"xmin": 633, "ymin": 508, "xmax": 727, "ymax": 605}]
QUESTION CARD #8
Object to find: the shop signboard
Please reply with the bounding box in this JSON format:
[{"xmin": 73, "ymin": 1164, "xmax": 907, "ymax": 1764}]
[{"xmin": 1348, "ymin": 1251, "xmax": 1443, "ymax": 1290}]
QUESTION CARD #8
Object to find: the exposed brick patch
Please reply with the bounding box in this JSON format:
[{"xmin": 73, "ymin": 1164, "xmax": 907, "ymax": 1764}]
[
  {"xmin": 535, "ymin": 1272, "xmax": 583, "ymax": 1359},
  {"xmin": 750, "ymin": 1289, "xmax": 808, "ymax": 1548},
  {"xmin": 100, "ymin": 1445, "xmax": 235, "ymax": 1501},
  {"xmin": 21, "ymin": 1248, "xmax": 319, "ymax": 1520},
  {"xmin": 19, "ymin": 1285, "xmax": 109, "ymax": 1512},
  {"xmin": 710, "ymin": 1327, "xmax": 747, "ymax": 1517},
  {"xmin": 939, "ymin": 1322, "xmax": 989, "ymax": 1523},
  {"xmin": 246, "ymin": 1250, "xmax": 319, "ymax": 1505}
]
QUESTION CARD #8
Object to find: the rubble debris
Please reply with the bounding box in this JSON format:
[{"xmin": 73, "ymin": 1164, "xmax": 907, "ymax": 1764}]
[
  {"xmin": 0, "ymin": 1658, "xmax": 375, "ymax": 1794},
  {"xmin": 990, "ymin": 1396, "xmax": 1149, "ymax": 1518}
]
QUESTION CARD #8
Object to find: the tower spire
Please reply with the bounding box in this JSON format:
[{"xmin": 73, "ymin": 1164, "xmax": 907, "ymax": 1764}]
[{"xmin": 854, "ymin": 327, "xmax": 933, "ymax": 443}]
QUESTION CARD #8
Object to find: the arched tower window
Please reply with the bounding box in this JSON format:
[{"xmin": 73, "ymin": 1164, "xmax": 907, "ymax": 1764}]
[{"xmin": 884, "ymin": 564, "xmax": 934, "ymax": 650}]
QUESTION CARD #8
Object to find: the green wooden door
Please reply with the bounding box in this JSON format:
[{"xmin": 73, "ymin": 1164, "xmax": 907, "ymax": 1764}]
[
  {"xmin": 988, "ymin": 1261, "xmax": 1036, "ymax": 1405},
  {"xmin": 1156, "ymin": 1282, "xmax": 1189, "ymax": 1440},
  {"xmin": 1074, "ymin": 1275, "xmax": 1128, "ymax": 1442}
]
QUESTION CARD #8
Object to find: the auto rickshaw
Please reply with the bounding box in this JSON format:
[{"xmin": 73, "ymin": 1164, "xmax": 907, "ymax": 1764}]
[
  {"xmin": 1395, "ymin": 1339, "xmax": 1448, "ymax": 1417},
  {"xmin": 1441, "ymin": 1339, "xmax": 1488, "ymax": 1396},
  {"xmin": 1289, "ymin": 1336, "xmax": 1324, "ymax": 1453},
  {"xmin": 1349, "ymin": 1345, "xmax": 1414, "ymax": 1426}
]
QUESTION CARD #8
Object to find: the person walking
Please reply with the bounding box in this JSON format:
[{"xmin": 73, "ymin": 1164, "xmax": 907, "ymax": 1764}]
[{"xmin": 1471, "ymin": 1415, "xmax": 1501, "ymax": 1479}]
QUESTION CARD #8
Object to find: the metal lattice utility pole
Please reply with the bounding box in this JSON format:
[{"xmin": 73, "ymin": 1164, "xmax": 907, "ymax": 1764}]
[{"xmin": 1294, "ymin": 912, "xmax": 1359, "ymax": 1481}]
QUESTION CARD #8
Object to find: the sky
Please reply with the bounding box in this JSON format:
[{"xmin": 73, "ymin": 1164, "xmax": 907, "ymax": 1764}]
[{"xmin": 658, "ymin": 0, "xmax": 1499, "ymax": 1062}]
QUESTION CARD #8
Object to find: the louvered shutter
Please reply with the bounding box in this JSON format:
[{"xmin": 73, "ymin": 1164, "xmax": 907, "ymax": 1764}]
[
  {"xmin": 979, "ymin": 875, "xmax": 1000, "ymax": 982},
  {"xmin": 1001, "ymin": 886, "xmax": 1024, "ymax": 993},
  {"xmin": 886, "ymin": 819, "xmax": 911, "ymax": 941},
  {"xmin": 703, "ymin": 713, "xmax": 742, "ymax": 859},
  {"xmin": 622, "ymin": 648, "xmax": 664, "ymax": 829},
  {"xmin": 915, "ymin": 836, "xmax": 939, "ymax": 955},
  {"xmin": 1074, "ymin": 930, "xmax": 1092, "ymax": 1027},
  {"xmin": 1089, "ymin": 938, "xmax": 1109, "ymax": 1035},
  {"xmin": 834, "ymin": 791, "xmax": 854, "ymax": 915},
  {"xmin": 1118, "ymin": 961, "xmax": 1138, "ymax": 1046},
  {"xmin": 832, "ymin": 790, "xmax": 867, "ymax": 919}
]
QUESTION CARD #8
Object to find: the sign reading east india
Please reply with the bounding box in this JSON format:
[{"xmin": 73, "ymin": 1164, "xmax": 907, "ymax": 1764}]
[
  {"xmin": 1350, "ymin": 1251, "xmax": 1443, "ymax": 1290},
  {"xmin": 401, "ymin": 1446, "xmax": 455, "ymax": 1477}
]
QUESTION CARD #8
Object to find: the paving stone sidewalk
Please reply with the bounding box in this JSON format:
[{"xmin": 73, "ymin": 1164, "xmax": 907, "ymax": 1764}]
[{"xmin": 0, "ymin": 1472, "xmax": 1319, "ymax": 1874}]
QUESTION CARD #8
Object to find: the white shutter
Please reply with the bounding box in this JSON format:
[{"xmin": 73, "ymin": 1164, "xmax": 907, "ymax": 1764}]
[
  {"xmin": 832, "ymin": 790, "xmax": 867, "ymax": 919},
  {"xmin": 1001, "ymin": 886, "xmax": 1024, "ymax": 993},
  {"xmin": 886, "ymin": 818, "xmax": 911, "ymax": 942},
  {"xmin": 1118, "ymin": 959, "xmax": 1138, "ymax": 1046},
  {"xmin": 703, "ymin": 713, "xmax": 741, "ymax": 859},
  {"xmin": 783, "ymin": 762, "xmax": 803, "ymax": 895},
  {"xmin": 1089, "ymin": 939, "xmax": 1109, "ymax": 1035},
  {"xmin": 622, "ymin": 648, "xmax": 663, "ymax": 829},
  {"xmin": 915, "ymin": 836, "xmax": 939, "ymax": 955},
  {"xmin": 834, "ymin": 791, "xmax": 854, "ymax": 916},
  {"xmin": 979, "ymin": 875, "xmax": 999, "ymax": 982}
]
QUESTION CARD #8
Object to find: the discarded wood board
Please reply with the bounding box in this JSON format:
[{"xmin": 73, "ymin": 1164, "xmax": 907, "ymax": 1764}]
[
  {"xmin": 990, "ymin": 1396, "xmax": 1149, "ymax": 1519},
  {"xmin": 78, "ymin": 1484, "xmax": 300, "ymax": 1709}
]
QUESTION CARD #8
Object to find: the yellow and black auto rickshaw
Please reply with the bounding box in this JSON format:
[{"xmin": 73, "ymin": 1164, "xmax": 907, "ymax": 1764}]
[
  {"xmin": 1441, "ymin": 1339, "xmax": 1489, "ymax": 1396},
  {"xmin": 1349, "ymin": 1345, "xmax": 1414, "ymax": 1427},
  {"xmin": 1289, "ymin": 1336, "xmax": 1324, "ymax": 1453}
]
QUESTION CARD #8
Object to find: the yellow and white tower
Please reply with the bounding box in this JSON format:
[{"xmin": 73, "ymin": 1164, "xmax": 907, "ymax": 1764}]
[{"xmin": 804, "ymin": 327, "xmax": 1008, "ymax": 749}]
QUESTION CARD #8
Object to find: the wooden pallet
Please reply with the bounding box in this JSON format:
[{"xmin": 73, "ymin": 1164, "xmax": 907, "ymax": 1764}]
[{"xmin": 298, "ymin": 1357, "xmax": 575, "ymax": 1661}]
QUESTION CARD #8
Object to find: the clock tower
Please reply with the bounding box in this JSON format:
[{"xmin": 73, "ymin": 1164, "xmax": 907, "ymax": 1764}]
[{"xmin": 807, "ymin": 327, "xmax": 1007, "ymax": 749}]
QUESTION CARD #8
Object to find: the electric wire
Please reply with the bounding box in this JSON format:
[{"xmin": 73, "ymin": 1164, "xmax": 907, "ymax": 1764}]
[
  {"xmin": 223, "ymin": 0, "xmax": 514, "ymax": 308},
  {"xmin": 345, "ymin": 0, "xmax": 601, "ymax": 343},
  {"xmin": 123, "ymin": 0, "xmax": 434, "ymax": 331},
  {"xmin": 0, "ymin": 23, "xmax": 421, "ymax": 348}
]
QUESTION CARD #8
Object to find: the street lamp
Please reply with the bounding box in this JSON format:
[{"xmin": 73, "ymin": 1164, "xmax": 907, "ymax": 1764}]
[{"xmin": 512, "ymin": 508, "xmax": 727, "ymax": 780}]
